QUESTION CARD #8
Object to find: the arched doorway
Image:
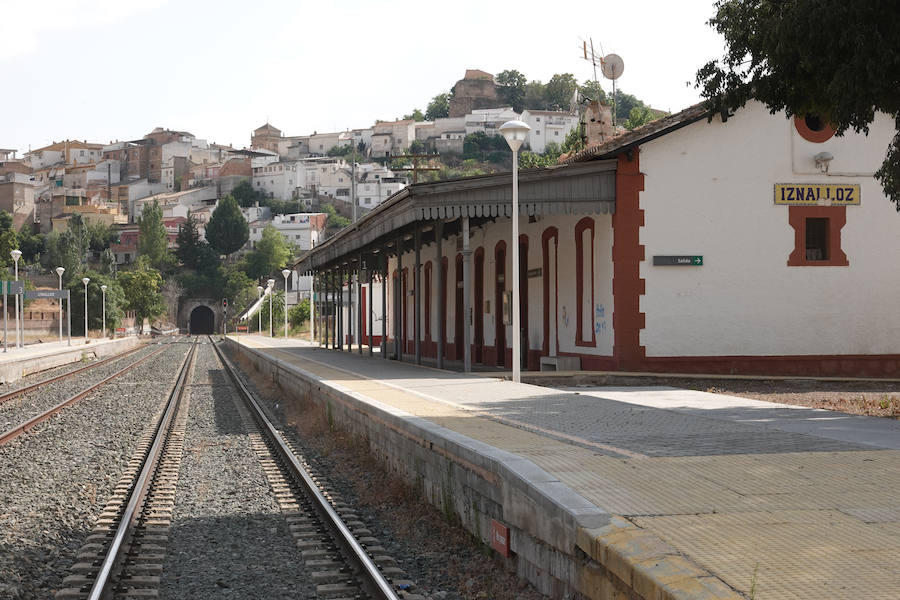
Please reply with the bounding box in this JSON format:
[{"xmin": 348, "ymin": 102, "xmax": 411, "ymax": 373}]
[{"xmin": 189, "ymin": 305, "xmax": 215, "ymax": 334}]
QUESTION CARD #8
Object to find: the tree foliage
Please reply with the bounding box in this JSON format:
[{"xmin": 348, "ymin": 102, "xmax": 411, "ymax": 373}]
[
  {"xmin": 245, "ymin": 224, "xmax": 293, "ymax": 280},
  {"xmin": 695, "ymin": 0, "xmax": 900, "ymax": 207},
  {"xmin": 258, "ymin": 289, "xmax": 285, "ymax": 334},
  {"xmin": 497, "ymin": 69, "xmax": 527, "ymax": 112},
  {"xmin": 138, "ymin": 200, "xmax": 171, "ymax": 271},
  {"xmin": 206, "ymin": 195, "xmax": 249, "ymax": 256},
  {"xmin": 289, "ymin": 298, "xmax": 310, "ymax": 328},
  {"xmin": 463, "ymin": 132, "xmax": 510, "ymax": 164},
  {"xmin": 578, "ymin": 80, "xmax": 607, "ymax": 104},
  {"xmin": 544, "ymin": 73, "xmax": 578, "ymax": 111},
  {"xmin": 119, "ymin": 256, "xmax": 165, "ymax": 328},
  {"xmin": 232, "ymin": 179, "xmax": 266, "ymax": 208},
  {"xmin": 175, "ymin": 214, "xmax": 203, "ymax": 268},
  {"xmin": 624, "ymin": 106, "xmax": 657, "ymax": 130},
  {"xmin": 425, "ymin": 93, "xmax": 450, "ymax": 120},
  {"xmin": 41, "ymin": 231, "xmax": 83, "ymax": 285},
  {"xmin": 68, "ymin": 271, "xmax": 124, "ymax": 335},
  {"xmin": 403, "ymin": 108, "xmax": 425, "ymax": 122}
]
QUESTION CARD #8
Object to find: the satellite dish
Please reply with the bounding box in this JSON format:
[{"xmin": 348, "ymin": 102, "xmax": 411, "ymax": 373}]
[{"xmin": 601, "ymin": 54, "xmax": 624, "ymax": 80}]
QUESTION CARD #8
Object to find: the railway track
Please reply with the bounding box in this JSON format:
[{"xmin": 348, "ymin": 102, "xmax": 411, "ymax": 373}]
[
  {"xmin": 0, "ymin": 338, "xmax": 184, "ymax": 446},
  {"xmin": 54, "ymin": 337, "xmax": 420, "ymax": 599}
]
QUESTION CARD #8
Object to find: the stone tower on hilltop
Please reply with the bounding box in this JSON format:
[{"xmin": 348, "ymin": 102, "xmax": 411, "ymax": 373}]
[{"xmin": 448, "ymin": 70, "xmax": 500, "ymax": 118}]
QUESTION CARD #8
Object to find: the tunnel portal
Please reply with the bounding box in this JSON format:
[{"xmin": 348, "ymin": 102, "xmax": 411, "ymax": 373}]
[{"xmin": 189, "ymin": 305, "xmax": 215, "ymax": 334}]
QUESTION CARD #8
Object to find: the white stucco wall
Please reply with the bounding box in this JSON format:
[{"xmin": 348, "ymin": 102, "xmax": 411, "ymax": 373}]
[
  {"xmin": 638, "ymin": 101, "xmax": 900, "ymax": 357},
  {"xmin": 380, "ymin": 213, "xmax": 614, "ymax": 361}
]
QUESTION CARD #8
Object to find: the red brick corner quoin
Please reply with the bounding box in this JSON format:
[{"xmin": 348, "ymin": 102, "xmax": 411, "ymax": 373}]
[{"xmin": 612, "ymin": 151, "xmax": 646, "ymax": 370}]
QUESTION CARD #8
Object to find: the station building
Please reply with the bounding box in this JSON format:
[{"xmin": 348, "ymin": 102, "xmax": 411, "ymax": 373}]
[{"xmin": 296, "ymin": 101, "xmax": 900, "ymax": 377}]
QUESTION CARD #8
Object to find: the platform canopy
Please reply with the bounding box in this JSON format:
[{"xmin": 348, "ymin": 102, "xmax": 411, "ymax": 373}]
[{"xmin": 295, "ymin": 159, "xmax": 616, "ymax": 273}]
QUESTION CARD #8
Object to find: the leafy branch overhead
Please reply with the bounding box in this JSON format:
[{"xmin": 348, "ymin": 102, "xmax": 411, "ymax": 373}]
[{"xmin": 695, "ymin": 0, "xmax": 900, "ymax": 208}]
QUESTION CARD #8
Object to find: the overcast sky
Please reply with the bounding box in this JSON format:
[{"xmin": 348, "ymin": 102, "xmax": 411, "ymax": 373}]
[{"xmin": 1, "ymin": 0, "xmax": 725, "ymax": 154}]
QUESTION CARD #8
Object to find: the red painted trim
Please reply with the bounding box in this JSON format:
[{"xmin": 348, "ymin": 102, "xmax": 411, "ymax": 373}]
[
  {"xmin": 474, "ymin": 247, "xmax": 485, "ymax": 364},
  {"xmin": 787, "ymin": 205, "xmax": 849, "ymax": 266},
  {"xmin": 494, "ymin": 240, "xmax": 507, "ymax": 367},
  {"xmin": 455, "ymin": 253, "xmax": 464, "ymax": 358},
  {"xmin": 542, "ymin": 226, "xmax": 559, "ymax": 357},
  {"xmin": 612, "ymin": 152, "xmax": 646, "ymax": 370},
  {"xmin": 793, "ymin": 115, "xmax": 836, "ymax": 143},
  {"xmin": 441, "ymin": 256, "xmax": 448, "ymax": 354},
  {"xmin": 575, "ymin": 217, "xmax": 596, "ymax": 347},
  {"xmin": 424, "ymin": 261, "xmax": 432, "ymax": 342}
]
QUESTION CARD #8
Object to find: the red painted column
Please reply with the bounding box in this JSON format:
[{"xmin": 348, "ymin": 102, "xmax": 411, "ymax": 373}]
[{"xmin": 612, "ymin": 151, "xmax": 646, "ymax": 370}]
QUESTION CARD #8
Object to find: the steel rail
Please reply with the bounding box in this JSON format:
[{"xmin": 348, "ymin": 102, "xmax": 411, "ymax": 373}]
[
  {"xmin": 0, "ymin": 340, "xmax": 174, "ymax": 446},
  {"xmin": 87, "ymin": 337, "xmax": 198, "ymax": 600},
  {"xmin": 210, "ymin": 338, "xmax": 401, "ymax": 600},
  {"xmin": 0, "ymin": 344, "xmax": 145, "ymax": 406}
]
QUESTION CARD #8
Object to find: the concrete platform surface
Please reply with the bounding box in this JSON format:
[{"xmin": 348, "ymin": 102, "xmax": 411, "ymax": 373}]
[
  {"xmin": 0, "ymin": 336, "xmax": 143, "ymax": 383},
  {"xmin": 231, "ymin": 334, "xmax": 900, "ymax": 600}
]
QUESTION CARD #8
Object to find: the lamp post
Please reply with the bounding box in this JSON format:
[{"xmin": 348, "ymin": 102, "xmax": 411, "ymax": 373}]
[
  {"xmin": 281, "ymin": 268, "xmax": 291, "ymax": 338},
  {"xmin": 100, "ymin": 285, "xmax": 107, "ymax": 338},
  {"xmin": 267, "ymin": 278, "xmax": 275, "ymax": 337},
  {"xmin": 56, "ymin": 267, "xmax": 65, "ymax": 344},
  {"xmin": 499, "ymin": 120, "xmax": 531, "ymax": 384},
  {"xmin": 11, "ymin": 249, "xmax": 21, "ymax": 348},
  {"xmin": 257, "ymin": 285, "xmax": 264, "ymax": 333},
  {"xmin": 82, "ymin": 277, "xmax": 90, "ymax": 343}
]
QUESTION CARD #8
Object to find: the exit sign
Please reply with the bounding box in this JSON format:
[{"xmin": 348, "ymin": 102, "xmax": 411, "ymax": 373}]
[{"xmin": 653, "ymin": 255, "xmax": 703, "ymax": 266}]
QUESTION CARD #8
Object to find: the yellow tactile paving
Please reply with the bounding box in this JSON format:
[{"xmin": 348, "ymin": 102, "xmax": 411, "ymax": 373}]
[{"xmin": 243, "ymin": 341, "xmax": 900, "ymax": 600}]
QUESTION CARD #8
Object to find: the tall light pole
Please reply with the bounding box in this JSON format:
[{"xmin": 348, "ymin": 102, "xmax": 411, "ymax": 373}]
[
  {"xmin": 82, "ymin": 277, "xmax": 90, "ymax": 343},
  {"xmin": 499, "ymin": 120, "xmax": 531, "ymax": 384},
  {"xmin": 56, "ymin": 267, "xmax": 65, "ymax": 344},
  {"xmin": 267, "ymin": 278, "xmax": 275, "ymax": 337},
  {"xmin": 100, "ymin": 285, "xmax": 107, "ymax": 338},
  {"xmin": 281, "ymin": 268, "xmax": 291, "ymax": 338},
  {"xmin": 257, "ymin": 285, "xmax": 264, "ymax": 333},
  {"xmin": 11, "ymin": 250, "xmax": 21, "ymax": 348}
]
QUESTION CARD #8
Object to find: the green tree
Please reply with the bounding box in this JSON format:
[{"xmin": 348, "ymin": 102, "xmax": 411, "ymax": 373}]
[
  {"xmin": 138, "ymin": 200, "xmax": 171, "ymax": 270},
  {"xmin": 289, "ymin": 298, "xmax": 310, "ymax": 328},
  {"xmin": 524, "ymin": 80, "xmax": 548, "ymax": 110},
  {"xmin": 119, "ymin": 256, "xmax": 165, "ymax": 331},
  {"xmin": 544, "ymin": 73, "xmax": 578, "ymax": 110},
  {"xmin": 245, "ymin": 224, "xmax": 293, "ymax": 280},
  {"xmin": 614, "ymin": 89, "xmax": 646, "ymax": 123},
  {"xmin": 497, "ymin": 69, "xmax": 527, "ymax": 112},
  {"xmin": 425, "ymin": 93, "xmax": 451, "ymax": 120},
  {"xmin": 624, "ymin": 106, "xmax": 657, "ymax": 130},
  {"xmin": 206, "ymin": 195, "xmax": 249, "ymax": 256},
  {"xmin": 232, "ymin": 179, "xmax": 265, "ymax": 208},
  {"xmin": 0, "ymin": 211, "xmax": 18, "ymax": 269},
  {"xmin": 18, "ymin": 224, "xmax": 43, "ymax": 264},
  {"xmin": 221, "ymin": 267, "xmax": 256, "ymax": 313},
  {"xmin": 561, "ymin": 124, "xmax": 586, "ymax": 155},
  {"xmin": 68, "ymin": 271, "xmax": 124, "ymax": 335},
  {"xmin": 41, "ymin": 230, "xmax": 83, "ymax": 284},
  {"xmin": 175, "ymin": 214, "xmax": 203, "ymax": 268},
  {"xmin": 321, "ymin": 203, "xmax": 350, "ymax": 230},
  {"xmin": 404, "ymin": 108, "xmax": 425, "ymax": 121},
  {"xmin": 694, "ymin": 0, "xmax": 900, "ymax": 207},
  {"xmin": 66, "ymin": 213, "xmax": 90, "ymax": 262},
  {"xmin": 579, "ymin": 79, "xmax": 607, "ymax": 103},
  {"xmin": 258, "ymin": 289, "xmax": 285, "ymax": 333},
  {"xmin": 409, "ymin": 140, "xmax": 426, "ymax": 154},
  {"xmin": 87, "ymin": 220, "xmax": 116, "ymax": 252}
]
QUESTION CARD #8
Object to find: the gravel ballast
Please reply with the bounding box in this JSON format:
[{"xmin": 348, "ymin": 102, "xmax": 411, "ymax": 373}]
[
  {"xmin": 0, "ymin": 340, "xmax": 189, "ymax": 599},
  {"xmin": 160, "ymin": 340, "xmax": 313, "ymax": 599},
  {"xmin": 225, "ymin": 345, "xmax": 549, "ymax": 600}
]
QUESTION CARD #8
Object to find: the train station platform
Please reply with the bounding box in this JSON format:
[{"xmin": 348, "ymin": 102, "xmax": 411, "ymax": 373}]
[
  {"xmin": 225, "ymin": 334, "xmax": 900, "ymax": 600},
  {"xmin": 0, "ymin": 335, "xmax": 143, "ymax": 384}
]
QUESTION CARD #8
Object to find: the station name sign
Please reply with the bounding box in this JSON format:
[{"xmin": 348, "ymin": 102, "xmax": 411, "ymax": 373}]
[{"xmin": 774, "ymin": 183, "xmax": 860, "ymax": 205}]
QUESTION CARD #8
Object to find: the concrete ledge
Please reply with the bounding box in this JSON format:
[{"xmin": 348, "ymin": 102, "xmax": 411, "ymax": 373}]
[
  {"xmin": 0, "ymin": 336, "xmax": 144, "ymax": 383},
  {"xmin": 225, "ymin": 339, "xmax": 740, "ymax": 600}
]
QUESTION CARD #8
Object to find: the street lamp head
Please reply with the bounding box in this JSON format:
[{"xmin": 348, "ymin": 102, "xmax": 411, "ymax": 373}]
[
  {"xmin": 499, "ymin": 120, "xmax": 531, "ymax": 153},
  {"xmin": 281, "ymin": 268, "xmax": 291, "ymax": 279},
  {"xmin": 267, "ymin": 278, "xmax": 275, "ymax": 289},
  {"xmin": 82, "ymin": 277, "xmax": 90, "ymax": 286},
  {"xmin": 100, "ymin": 285, "xmax": 107, "ymax": 292},
  {"xmin": 257, "ymin": 285, "xmax": 264, "ymax": 294},
  {"xmin": 10, "ymin": 249, "xmax": 21, "ymax": 262},
  {"xmin": 56, "ymin": 267, "xmax": 65, "ymax": 277}
]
